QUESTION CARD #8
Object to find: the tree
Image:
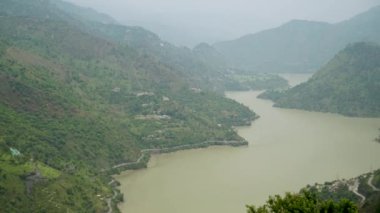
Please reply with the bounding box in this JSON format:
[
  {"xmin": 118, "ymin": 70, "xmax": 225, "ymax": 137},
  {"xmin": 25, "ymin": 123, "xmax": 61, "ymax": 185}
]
[{"xmin": 246, "ymin": 190, "xmax": 358, "ymax": 213}]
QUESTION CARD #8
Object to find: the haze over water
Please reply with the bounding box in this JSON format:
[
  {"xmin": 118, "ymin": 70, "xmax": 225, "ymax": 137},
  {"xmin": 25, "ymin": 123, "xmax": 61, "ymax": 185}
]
[{"xmin": 116, "ymin": 74, "xmax": 380, "ymax": 213}]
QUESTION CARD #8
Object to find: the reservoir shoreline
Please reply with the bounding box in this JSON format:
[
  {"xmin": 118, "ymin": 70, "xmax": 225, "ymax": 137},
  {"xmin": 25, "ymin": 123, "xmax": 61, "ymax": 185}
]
[
  {"xmin": 115, "ymin": 74, "xmax": 380, "ymax": 213},
  {"xmin": 108, "ymin": 140, "xmax": 249, "ymax": 172}
]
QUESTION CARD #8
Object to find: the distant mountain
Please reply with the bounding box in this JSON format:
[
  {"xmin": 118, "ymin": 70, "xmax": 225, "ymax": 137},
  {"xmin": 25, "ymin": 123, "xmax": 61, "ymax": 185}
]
[
  {"xmin": 193, "ymin": 42, "xmax": 227, "ymax": 69},
  {"xmin": 214, "ymin": 6, "xmax": 380, "ymax": 73},
  {"xmin": 260, "ymin": 42, "xmax": 380, "ymax": 117},
  {"xmin": 0, "ymin": 0, "xmax": 117, "ymax": 25},
  {"xmin": 53, "ymin": 0, "xmax": 118, "ymax": 24}
]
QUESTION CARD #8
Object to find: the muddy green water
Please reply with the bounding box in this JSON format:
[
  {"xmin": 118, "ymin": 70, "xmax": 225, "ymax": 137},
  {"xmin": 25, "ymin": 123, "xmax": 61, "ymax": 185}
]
[{"xmin": 116, "ymin": 74, "xmax": 380, "ymax": 213}]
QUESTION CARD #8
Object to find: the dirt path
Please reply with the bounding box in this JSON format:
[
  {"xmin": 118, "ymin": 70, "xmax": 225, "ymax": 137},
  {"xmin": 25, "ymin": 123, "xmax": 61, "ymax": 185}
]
[
  {"xmin": 348, "ymin": 179, "xmax": 366, "ymax": 206},
  {"xmin": 368, "ymin": 174, "xmax": 380, "ymax": 191},
  {"xmin": 106, "ymin": 188, "xmax": 118, "ymax": 213},
  {"xmin": 106, "ymin": 198, "xmax": 112, "ymax": 213}
]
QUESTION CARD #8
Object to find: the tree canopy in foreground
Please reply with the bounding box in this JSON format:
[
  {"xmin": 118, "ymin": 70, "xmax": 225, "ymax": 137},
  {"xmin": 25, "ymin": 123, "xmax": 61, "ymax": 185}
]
[{"xmin": 246, "ymin": 190, "xmax": 358, "ymax": 213}]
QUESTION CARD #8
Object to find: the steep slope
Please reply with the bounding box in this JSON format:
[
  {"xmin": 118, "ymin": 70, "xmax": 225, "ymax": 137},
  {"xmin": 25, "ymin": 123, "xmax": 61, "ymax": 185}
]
[
  {"xmin": 260, "ymin": 42, "xmax": 380, "ymax": 117},
  {"xmin": 85, "ymin": 23, "xmax": 235, "ymax": 92},
  {"xmin": 214, "ymin": 6, "xmax": 380, "ymax": 73},
  {"xmin": 0, "ymin": 0, "xmax": 257, "ymax": 212},
  {"xmin": 71, "ymin": 9, "xmax": 289, "ymax": 92},
  {"xmin": 306, "ymin": 169, "xmax": 380, "ymax": 213},
  {"xmin": 0, "ymin": 0, "xmax": 236, "ymax": 93}
]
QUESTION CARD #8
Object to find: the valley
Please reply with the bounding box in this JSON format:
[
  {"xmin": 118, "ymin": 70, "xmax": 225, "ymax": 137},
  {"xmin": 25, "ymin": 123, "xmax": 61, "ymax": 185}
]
[
  {"xmin": 1, "ymin": 0, "xmax": 380, "ymax": 212},
  {"xmin": 116, "ymin": 74, "xmax": 380, "ymax": 213}
]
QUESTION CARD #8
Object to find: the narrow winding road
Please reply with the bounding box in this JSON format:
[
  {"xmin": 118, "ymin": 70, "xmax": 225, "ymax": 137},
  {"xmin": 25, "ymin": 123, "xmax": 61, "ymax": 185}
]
[
  {"xmin": 368, "ymin": 174, "xmax": 380, "ymax": 191},
  {"xmin": 347, "ymin": 173, "xmax": 380, "ymax": 207},
  {"xmin": 348, "ymin": 179, "xmax": 366, "ymax": 206},
  {"xmin": 106, "ymin": 189, "xmax": 118, "ymax": 213},
  {"xmin": 110, "ymin": 140, "xmax": 245, "ymax": 170}
]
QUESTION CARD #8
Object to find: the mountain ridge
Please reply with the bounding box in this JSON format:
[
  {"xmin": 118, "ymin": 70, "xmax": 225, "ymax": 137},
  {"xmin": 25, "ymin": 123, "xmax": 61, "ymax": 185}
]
[
  {"xmin": 259, "ymin": 42, "xmax": 380, "ymax": 117},
  {"xmin": 214, "ymin": 5, "xmax": 380, "ymax": 73}
]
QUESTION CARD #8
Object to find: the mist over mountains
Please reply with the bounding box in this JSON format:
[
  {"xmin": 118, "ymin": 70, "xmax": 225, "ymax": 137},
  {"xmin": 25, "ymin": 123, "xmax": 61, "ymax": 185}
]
[
  {"xmin": 66, "ymin": 0, "xmax": 380, "ymax": 47},
  {"xmin": 64, "ymin": 0, "xmax": 380, "ymax": 74},
  {"xmin": 1, "ymin": 0, "xmax": 380, "ymax": 212},
  {"xmin": 214, "ymin": 6, "xmax": 380, "ymax": 73}
]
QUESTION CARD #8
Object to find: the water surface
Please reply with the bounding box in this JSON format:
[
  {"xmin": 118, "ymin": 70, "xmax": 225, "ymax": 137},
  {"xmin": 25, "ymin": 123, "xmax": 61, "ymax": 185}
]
[{"xmin": 116, "ymin": 74, "xmax": 380, "ymax": 213}]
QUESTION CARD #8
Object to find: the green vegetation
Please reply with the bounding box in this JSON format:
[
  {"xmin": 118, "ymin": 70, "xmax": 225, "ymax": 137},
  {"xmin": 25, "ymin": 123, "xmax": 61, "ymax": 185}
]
[
  {"xmin": 306, "ymin": 181, "xmax": 360, "ymax": 204},
  {"xmin": 214, "ymin": 6, "xmax": 380, "ymax": 73},
  {"xmin": 305, "ymin": 169, "xmax": 380, "ymax": 213},
  {"xmin": 259, "ymin": 42, "xmax": 380, "ymax": 117},
  {"xmin": 246, "ymin": 190, "xmax": 358, "ymax": 213},
  {"xmin": 0, "ymin": 150, "xmax": 110, "ymax": 213},
  {"xmin": 0, "ymin": 0, "xmax": 257, "ymax": 212}
]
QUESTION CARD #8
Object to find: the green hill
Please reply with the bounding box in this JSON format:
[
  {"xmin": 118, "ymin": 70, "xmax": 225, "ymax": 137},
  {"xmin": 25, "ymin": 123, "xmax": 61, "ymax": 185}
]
[
  {"xmin": 0, "ymin": 0, "xmax": 257, "ymax": 212},
  {"xmin": 214, "ymin": 6, "xmax": 380, "ymax": 73},
  {"xmin": 259, "ymin": 42, "xmax": 380, "ymax": 117}
]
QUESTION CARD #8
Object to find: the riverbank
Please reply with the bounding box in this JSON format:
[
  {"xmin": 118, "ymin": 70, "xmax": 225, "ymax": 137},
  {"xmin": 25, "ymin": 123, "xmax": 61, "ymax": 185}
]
[
  {"xmin": 110, "ymin": 140, "xmax": 248, "ymax": 172},
  {"xmin": 104, "ymin": 139, "xmax": 248, "ymax": 212},
  {"xmin": 115, "ymin": 89, "xmax": 380, "ymax": 213}
]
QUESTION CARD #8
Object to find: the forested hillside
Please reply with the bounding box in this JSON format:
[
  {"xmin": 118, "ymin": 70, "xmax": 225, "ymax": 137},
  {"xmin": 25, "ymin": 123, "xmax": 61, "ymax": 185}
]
[
  {"xmin": 259, "ymin": 42, "xmax": 380, "ymax": 117},
  {"xmin": 214, "ymin": 6, "xmax": 380, "ymax": 73},
  {"xmin": 0, "ymin": 0, "xmax": 257, "ymax": 212}
]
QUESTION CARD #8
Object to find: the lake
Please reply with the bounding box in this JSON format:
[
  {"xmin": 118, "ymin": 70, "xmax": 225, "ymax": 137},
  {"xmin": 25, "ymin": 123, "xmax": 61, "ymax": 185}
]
[{"xmin": 116, "ymin": 74, "xmax": 380, "ymax": 213}]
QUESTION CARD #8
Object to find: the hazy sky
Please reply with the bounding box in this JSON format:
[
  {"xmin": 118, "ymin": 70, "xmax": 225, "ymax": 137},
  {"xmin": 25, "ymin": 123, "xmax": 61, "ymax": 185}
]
[{"xmin": 66, "ymin": 0, "xmax": 380, "ymax": 47}]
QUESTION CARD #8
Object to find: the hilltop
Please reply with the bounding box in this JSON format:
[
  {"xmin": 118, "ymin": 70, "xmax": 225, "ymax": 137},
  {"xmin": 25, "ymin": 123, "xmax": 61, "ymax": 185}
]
[
  {"xmin": 259, "ymin": 42, "xmax": 380, "ymax": 117},
  {"xmin": 214, "ymin": 6, "xmax": 380, "ymax": 73}
]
